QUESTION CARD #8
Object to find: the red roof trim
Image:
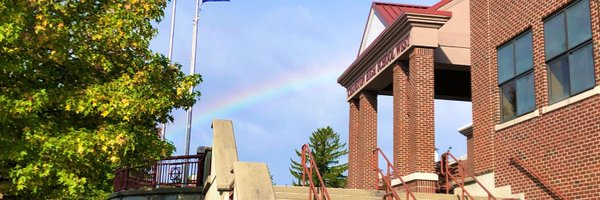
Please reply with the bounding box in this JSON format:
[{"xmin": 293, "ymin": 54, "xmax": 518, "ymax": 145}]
[
  {"xmin": 338, "ymin": 0, "xmax": 453, "ymax": 84},
  {"xmin": 373, "ymin": 1, "xmax": 428, "ymax": 9},
  {"xmin": 430, "ymin": 0, "xmax": 453, "ymax": 10},
  {"xmin": 402, "ymin": 7, "xmax": 451, "ymax": 16}
]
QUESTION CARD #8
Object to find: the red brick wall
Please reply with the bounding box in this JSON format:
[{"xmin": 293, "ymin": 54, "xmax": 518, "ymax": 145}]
[
  {"xmin": 470, "ymin": 0, "xmax": 496, "ymax": 176},
  {"xmin": 471, "ymin": 0, "xmax": 600, "ymax": 199},
  {"xmin": 358, "ymin": 91, "xmax": 378, "ymax": 189},
  {"xmin": 393, "ymin": 62, "xmax": 410, "ymax": 176},
  {"xmin": 404, "ymin": 180, "xmax": 437, "ymax": 194},
  {"xmin": 466, "ymin": 135, "xmax": 474, "ymax": 173},
  {"xmin": 347, "ymin": 99, "xmax": 360, "ymax": 189},
  {"xmin": 408, "ymin": 47, "xmax": 436, "ymax": 175}
]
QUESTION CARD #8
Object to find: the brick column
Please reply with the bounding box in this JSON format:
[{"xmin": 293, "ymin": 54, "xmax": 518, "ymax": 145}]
[
  {"xmin": 470, "ymin": 0, "xmax": 495, "ymax": 175},
  {"xmin": 358, "ymin": 91, "xmax": 377, "ymax": 190},
  {"xmin": 406, "ymin": 47, "xmax": 437, "ymax": 193},
  {"xmin": 346, "ymin": 99, "xmax": 360, "ymax": 189},
  {"xmin": 393, "ymin": 62, "xmax": 410, "ymax": 176}
]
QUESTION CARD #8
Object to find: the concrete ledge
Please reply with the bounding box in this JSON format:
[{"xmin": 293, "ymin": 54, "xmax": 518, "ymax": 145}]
[
  {"xmin": 541, "ymin": 86, "xmax": 600, "ymax": 114},
  {"xmin": 495, "ymin": 86, "xmax": 600, "ymax": 131},
  {"xmin": 205, "ymin": 119, "xmax": 239, "ymax": 200},
  {"xmin": 108, "ymin": 187, "xmax": 203, "ymax": 200},
  {"xmin": 391, "ymin": 172, "xmax": 439, "ymax": 186},
  {"xmin": 494, "ymin": 109, "xmax": 539, "ymax": 131},
  {"xmin": 457, "ymin": 123, "xmax": 473, "ymax": 137},
  {"xmin": 233, "ymin": 162, "xmax": 276, "ymax": 200}
]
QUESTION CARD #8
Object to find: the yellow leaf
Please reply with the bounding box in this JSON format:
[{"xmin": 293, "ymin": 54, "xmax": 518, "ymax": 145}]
[
  {"xmin": 34, "ymin": 25, "xmax": 45, "ymax": 33},
  {"xmin": 110, "ymin": 156, "xmax": 119, "ymax": 163},
  {"xmin": 121, "ymin": 99, "xmax": 129, "ymax": 107},
  {"xmin": 77, "ymin": 144, "xmax": 84, "ymax": 154}
]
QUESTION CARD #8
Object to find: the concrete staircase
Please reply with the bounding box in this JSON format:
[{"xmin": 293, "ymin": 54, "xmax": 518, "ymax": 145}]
[
  {"xmin": 272, "ymin": 186, "xmax": 514, "ymax": 200},
  {"xmin": 273, "ymin": 186, "xmax": 384, "ymax": 200},
  {"xmin": 454, "ymin": 172, "xmax": 524, "ymax": 200}
]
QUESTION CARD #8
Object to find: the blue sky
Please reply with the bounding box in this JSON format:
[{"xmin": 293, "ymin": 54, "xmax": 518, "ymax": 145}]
[{"xmin": 149, "ymin": 0, "xmax": 472, "ymax": 185}]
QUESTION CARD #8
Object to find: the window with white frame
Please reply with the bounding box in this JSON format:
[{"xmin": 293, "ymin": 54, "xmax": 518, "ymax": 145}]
[
  {"xmin": 544, "ymin": 0, "xmax": 595, "ymax": 104},
  {"xmin": 498, "ymin": 31, "xmax": 536, "ymax": 122}
]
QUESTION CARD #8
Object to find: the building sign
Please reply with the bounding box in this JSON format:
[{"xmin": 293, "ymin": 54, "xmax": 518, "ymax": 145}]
[{"xmin": 347, "ymin": 34, "xmax": 411, "ymax": 98}]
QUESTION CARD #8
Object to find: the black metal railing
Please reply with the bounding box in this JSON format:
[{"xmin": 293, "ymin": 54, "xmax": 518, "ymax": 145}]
[{"xmin": 113, "ymin": 154, "xmax": 208, "ymax": 192}]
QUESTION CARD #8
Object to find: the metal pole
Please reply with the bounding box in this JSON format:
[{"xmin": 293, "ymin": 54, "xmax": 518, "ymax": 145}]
[
  {"xmin": 185, "ymin": 0, "xmax": 201, "ymax": 156},
  {"xmin": 183, "ymin": 0, "xmax": 202, "ymax": 184},
  {"xmin": 161, "ymin": 0, "xmax": 177, "ymax": 141}
]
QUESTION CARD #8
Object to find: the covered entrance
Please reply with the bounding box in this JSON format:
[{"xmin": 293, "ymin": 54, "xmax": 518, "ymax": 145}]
[{"xmin": 337, "ymin": 0, "xmax": 471, "ymax": 193}]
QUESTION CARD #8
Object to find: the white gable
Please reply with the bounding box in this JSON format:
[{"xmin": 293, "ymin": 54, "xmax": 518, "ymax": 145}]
[{"xmin": 359, "ymin": 9, "xmax": 386, "ymax": 55}]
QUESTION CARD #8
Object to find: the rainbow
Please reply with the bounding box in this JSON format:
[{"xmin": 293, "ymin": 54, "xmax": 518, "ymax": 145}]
[{"xmin": 169, "ymin": 59, "xmax": 350, "ymax": 134}]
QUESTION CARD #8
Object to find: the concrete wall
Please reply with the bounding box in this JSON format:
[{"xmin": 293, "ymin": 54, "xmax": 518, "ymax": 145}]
[
  {"xmin": 204, "ymin": 120, "xmax": 277, "ymax": 200},
  {"xmin": 108, "ymin": 188, "xmax": 203, "ymax": 200},
  {"xmin": 232, "ymin": 162, "xmax": 276, "ymax": 200},
  {"xmin": 205, "ymin": 120, "xmax": 238, "ymax": 200},
  {"xmin": 436, "ymin": 0, "xmax": 471, "ymax": 66}
]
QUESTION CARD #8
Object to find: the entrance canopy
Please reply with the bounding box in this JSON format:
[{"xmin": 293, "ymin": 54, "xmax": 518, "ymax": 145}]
[{"xmin": 338, "ymin": 0, "xmax": 471, "ymax": 101}]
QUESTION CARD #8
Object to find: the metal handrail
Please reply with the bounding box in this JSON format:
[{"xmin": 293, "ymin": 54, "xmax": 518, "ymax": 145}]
[
  {"xmin": 113, "ymin": 154, "xmax": 205, "ymax": 192},
  {"xmin": 441, "ymin": 151, "xmax": 497, "ymax": 200},
  {"xmin": 300, "ymin": 144, "xmax": 332, "ymax": 200},
  {"xmin": 373, "ymin": 148, "xmax": 417, "ymax": 200},
  {"xmin": 510, "ymin": 157, "xmax": 569, "ymax": 200}
]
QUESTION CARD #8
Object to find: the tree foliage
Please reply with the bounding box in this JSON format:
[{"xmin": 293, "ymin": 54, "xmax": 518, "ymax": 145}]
[
  {"xmin": 0, "ymin": 0, "xmax": 201, "ymax": 198},
  {"xmin": 290, "ymin": 126, "xmax": 348, "ymax": 188}
]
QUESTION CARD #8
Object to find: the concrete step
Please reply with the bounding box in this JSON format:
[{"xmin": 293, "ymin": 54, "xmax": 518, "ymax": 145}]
[
  {"xmin": 273, "ymin": 186, "xmax": 384, "ymax": 197},
  {"xmin": 274, "ymin": 192, "xmax": 383, "ymax": 200},
  {"xmin": 273, "ymin": 186, "xmax": 514, "ymax": 200}
]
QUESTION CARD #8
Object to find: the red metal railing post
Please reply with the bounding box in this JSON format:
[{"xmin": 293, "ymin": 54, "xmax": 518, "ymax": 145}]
[
  {"xmin": 461, "ymin": 163, "xmax": 465, "ymax": 200},
  {"xmin": 510, "ymin": 157, "xmax": 569, "ymax": 200},
  {"xmin": 152, "ymin": 163, "xmax": 157, "ymax": 188},
  {"xmin": 125, "ymin": 169, "xmax": 130, "ymax": 190},
  {"xmin": 372, "ymin": 149, "xmax": 377, "ymax": 190},
  {"xmin": 372, "ymin": 148, "xmax": 416, "ymax": 200},
  {"xmin": 300, "ymin": 144, "xmax": 331, "ymax": 200},
  {"xmin": 442, "ymin": 151, "xmax": 497, "ymax": 200},
  {"xmin": 441, "ymin": 153, "xmax": 447, "ymax": 193}
]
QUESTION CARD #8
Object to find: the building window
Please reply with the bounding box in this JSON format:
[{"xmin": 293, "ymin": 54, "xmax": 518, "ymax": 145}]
[
  {"xmin": 498, "ymin": 31, "xmax": 535, "ymax": 122},
  {"xmin": 544, "ymin": 0, "xmax": 595, "ymax": 104}
]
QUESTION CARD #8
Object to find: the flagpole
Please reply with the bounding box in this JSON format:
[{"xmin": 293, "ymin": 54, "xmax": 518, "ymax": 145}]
[
  {"xmin": 162, "ymin": 0, "xmax": 177, "ymax": 141},
  {"xmin": 185, "ymin": 0, "xmax": 202, "ymax": 157}
]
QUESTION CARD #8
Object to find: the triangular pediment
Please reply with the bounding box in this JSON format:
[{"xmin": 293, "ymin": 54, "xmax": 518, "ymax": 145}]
[{"xmin": 358, "ymin": 8, "xmax": 387, "ymax": 55}]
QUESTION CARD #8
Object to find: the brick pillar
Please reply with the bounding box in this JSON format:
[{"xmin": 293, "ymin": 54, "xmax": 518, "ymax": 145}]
[
  {"xmin": 393, "ymin": 62, "xmax": 410, "ymax": 176},
  {"xmin": 406, "ymin": 47, "xmax": 436, "ymax": 193},
  {"xmin": 470, "ymin": 0, "xmax": 495, "ymax": 175},
  {"xmin": 357, "ymin": 91, "xmax": 377, "ymax": 190},
  {"xmin": 346, "ymin": 99, "xmax": 360, "ymax": 189}
]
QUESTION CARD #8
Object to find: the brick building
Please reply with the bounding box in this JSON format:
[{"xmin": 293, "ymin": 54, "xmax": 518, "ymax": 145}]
[
  {"xmin": 338, "ymin": 0, "xmax": 600, "ymax": 199},
  {"xmin": 471, "ymin": 0, "xmax": 600, "ymax": 199},
  {"xmin": 338, "ymin": 0, "xmax": 471, "ymax": 193}
]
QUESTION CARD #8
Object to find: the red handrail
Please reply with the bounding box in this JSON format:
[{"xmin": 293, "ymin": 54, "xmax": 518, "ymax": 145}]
[
  {"xmin": 510, "ymin": 157, "xmax": 569, "ymax": 200},
  {"xmin": 441, "ymin": 151, "xmax": 497, "ymax": 200},
  {"xmin": 300, "ymin": 144, "xmax": 332, "ymax": 200},
  {"xmin": 372, "ymin": 148, "xmax": 416, "ymax": 200}
]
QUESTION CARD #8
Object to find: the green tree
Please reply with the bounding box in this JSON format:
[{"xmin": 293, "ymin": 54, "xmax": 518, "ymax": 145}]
[
  {"xmin": 289, "ymin": 126, "xmax": 348, "ymax": 188},
  {"xmin": 0, "ymin": 0, "xmax": 201, "ymax": 198}
]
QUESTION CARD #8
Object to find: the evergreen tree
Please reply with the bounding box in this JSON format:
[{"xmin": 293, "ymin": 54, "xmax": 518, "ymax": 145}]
[
  {"xmin": 0, "ymin": 0, "xmax": 201, "ymax": 198},
  {"xmin": 289, "ymin": 126, "xmax": 348, "ymax": 188}
]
